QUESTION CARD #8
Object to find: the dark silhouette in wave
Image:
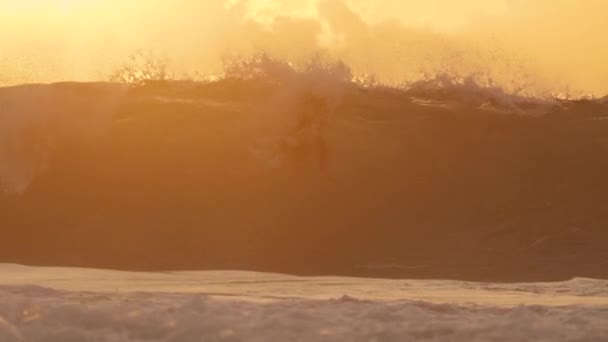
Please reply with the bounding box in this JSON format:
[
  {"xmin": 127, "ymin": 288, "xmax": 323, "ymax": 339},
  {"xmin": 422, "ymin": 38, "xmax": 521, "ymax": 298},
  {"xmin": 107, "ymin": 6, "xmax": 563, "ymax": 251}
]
[{"xmin": 1, "ymin": 70, "xmax": 608, "ymax": 281}]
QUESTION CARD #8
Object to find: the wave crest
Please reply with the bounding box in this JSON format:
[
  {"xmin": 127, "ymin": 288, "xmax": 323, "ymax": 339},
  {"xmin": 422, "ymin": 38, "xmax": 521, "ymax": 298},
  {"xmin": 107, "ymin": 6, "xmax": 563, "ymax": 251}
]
[{"xmin": 113, "ymin": 53, "xmax": 602, "ymax": 112}]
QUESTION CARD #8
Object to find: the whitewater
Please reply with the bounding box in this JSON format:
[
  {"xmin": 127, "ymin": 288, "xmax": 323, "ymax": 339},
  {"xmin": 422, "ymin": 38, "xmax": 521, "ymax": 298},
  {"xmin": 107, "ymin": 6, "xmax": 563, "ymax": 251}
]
[{"xmin": 1, "ymin": 264, "xmax": 608, "ymax": 342}]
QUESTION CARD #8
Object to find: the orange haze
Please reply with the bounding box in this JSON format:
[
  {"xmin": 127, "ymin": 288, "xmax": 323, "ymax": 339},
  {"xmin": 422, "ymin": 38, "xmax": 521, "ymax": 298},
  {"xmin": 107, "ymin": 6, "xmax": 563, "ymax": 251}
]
[{"xmin": 1, "ymin": 0, "xmax": 608, "ymax": 96}]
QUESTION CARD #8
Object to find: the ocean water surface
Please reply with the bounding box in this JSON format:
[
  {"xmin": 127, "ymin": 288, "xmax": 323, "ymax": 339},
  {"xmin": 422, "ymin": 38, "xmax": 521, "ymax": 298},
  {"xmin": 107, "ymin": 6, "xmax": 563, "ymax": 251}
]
[{"xmin": 1, "ymin": 264, "xmax": 608, "ymax": 341}]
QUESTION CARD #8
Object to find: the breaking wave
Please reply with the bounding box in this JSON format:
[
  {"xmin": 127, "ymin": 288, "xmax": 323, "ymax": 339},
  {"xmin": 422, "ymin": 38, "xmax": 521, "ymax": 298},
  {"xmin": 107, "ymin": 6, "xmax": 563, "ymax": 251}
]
[
  {"xmin": 1, "ymin": 55, "xmax": 604, "ymax": 193},
  {"xmin": 1, "ymin": 55, "xmax": 608, "ymax": 280}
]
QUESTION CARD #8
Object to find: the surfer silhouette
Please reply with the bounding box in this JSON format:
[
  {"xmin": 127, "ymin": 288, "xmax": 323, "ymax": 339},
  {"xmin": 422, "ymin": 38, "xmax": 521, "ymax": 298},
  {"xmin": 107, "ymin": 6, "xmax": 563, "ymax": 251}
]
[{"xmin": 279, "ymin": 90, "xmax": 329, "ymax": 173}]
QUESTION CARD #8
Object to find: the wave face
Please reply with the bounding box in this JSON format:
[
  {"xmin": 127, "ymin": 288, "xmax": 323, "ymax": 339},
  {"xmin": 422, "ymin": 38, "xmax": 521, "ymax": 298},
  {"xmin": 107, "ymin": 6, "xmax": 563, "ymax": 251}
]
[
  {"xmin": 1, "ymin": 265, "xmax": 608, "ymax": 342},
  {"xmin": 2, "ymin": 60, "xmax": 608, "ymax": 281}
]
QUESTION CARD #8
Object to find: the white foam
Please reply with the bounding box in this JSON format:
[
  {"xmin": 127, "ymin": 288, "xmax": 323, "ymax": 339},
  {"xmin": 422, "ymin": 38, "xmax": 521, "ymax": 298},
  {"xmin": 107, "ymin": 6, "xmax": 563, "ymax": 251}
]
[{"xmin": 1, "ymin": 265, "xmax": 607, "ymax": 341}]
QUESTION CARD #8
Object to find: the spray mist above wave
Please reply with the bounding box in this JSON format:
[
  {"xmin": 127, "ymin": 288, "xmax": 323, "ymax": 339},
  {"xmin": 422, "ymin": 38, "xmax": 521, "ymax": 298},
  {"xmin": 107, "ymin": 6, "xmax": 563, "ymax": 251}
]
[
  {"xmin": 2, "ymin": 0, "xmax": 608, "ymax": 96},
  {"xmin": 109, "ymin": 51, "xmax": 601, "ymax": 110}
]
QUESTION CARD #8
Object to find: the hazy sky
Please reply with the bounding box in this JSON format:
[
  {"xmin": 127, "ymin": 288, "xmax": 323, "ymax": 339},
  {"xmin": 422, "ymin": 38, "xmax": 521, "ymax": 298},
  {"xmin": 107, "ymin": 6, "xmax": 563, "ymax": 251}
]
[{"xmin": 1, "ymin": 0, "xmax": 607, "ymax": 96}]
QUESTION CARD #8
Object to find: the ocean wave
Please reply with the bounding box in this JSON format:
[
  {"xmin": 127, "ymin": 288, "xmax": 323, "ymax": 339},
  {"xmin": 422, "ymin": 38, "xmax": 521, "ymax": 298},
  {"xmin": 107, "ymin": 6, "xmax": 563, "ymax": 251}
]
[
  {"xmin": 1, "ymin": 57, "xmax": 606, "ymax": 194},
  {"xmin": 1, "ymin": 57, "xmax": 608, "ymax": 280}
]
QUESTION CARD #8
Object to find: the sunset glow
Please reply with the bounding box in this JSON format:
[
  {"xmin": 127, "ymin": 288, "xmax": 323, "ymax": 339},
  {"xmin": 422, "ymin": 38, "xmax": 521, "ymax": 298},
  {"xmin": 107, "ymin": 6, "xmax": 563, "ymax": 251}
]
[
  {"xmin": 1, "ymin": 0, "xmax": 608, "ymax": 96},
  {"xmin": 2, "ymin": 1, "xmax": 608, "ymax": 340}
]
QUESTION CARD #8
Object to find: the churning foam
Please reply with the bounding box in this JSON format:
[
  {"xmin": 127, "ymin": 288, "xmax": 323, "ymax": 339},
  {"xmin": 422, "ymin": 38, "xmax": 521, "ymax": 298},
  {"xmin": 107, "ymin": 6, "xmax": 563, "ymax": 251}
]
[{"xmin": 1, "ymin": 265, "xmax": 608, "ymax": 342}]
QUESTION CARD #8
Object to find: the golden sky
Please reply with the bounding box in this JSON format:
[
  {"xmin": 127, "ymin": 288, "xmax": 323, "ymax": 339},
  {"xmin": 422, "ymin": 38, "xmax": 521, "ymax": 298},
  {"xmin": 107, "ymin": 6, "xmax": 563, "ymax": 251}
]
[{"xmin": 1, "ymin": 0, "xmax": 607, "ymax": 96}]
